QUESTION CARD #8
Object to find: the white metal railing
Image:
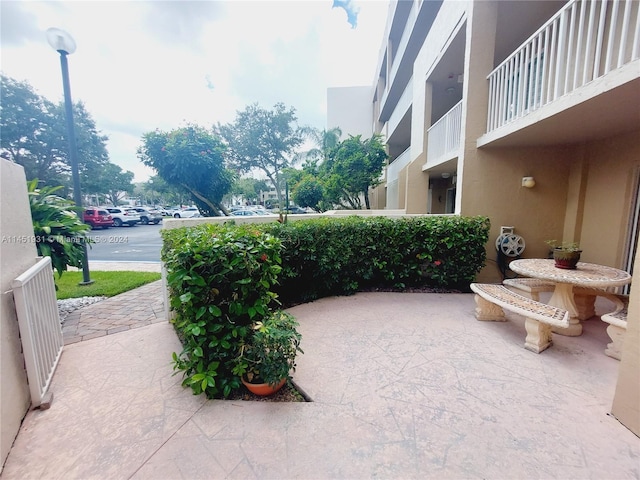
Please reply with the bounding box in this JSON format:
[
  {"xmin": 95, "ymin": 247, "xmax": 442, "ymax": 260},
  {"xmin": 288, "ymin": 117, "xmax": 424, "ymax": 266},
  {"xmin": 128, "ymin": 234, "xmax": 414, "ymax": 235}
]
[
  {"xmin": 11, "ymin": 256, "xmax": 63, "ymax": 408},
  {"xmin": 426, "ymin": 100, "xmax": 463, "ymax": 165},
  {"xmin": 386, "ymin": 146, "xmax": 412, "ymax": 183},
  {"xmin": 487, "ymin": 0, "xmax": 640, "ymax": 131},
  {"xmin": 388, "ymin": 76, "xmax": 413, "ymax": 135}
]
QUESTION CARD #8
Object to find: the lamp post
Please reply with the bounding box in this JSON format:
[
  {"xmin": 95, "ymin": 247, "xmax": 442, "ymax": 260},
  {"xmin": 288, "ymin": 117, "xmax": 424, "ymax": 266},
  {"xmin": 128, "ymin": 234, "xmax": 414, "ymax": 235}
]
[{"xmin": 46, "ymin": 27, "xmax": 92, "ymax": 285}]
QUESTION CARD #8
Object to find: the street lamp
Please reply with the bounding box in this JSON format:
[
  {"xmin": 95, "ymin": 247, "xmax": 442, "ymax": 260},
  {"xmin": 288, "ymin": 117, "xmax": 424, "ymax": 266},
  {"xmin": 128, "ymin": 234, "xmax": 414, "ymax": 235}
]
[{"xmin": 46, "ymin": 27, "xmax": 92, "ymax": 285}]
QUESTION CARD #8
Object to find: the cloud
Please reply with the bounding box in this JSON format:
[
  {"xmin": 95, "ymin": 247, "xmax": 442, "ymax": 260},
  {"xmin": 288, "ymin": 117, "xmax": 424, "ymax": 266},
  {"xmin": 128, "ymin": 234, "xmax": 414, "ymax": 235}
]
[
  {"xmin": 332, "ymin": 0, "xmax": 360, "ymax": 28},
  {"xmin": 141, "ymin": 1, "xmax": 224, "ymax": 51},
  {"xmin": 0, "ymin": 1, "xmax": 46, "ymax": 46},
  {"xmin": 0, "ymin": 0, "xmax": 389, "ymax": 182}
]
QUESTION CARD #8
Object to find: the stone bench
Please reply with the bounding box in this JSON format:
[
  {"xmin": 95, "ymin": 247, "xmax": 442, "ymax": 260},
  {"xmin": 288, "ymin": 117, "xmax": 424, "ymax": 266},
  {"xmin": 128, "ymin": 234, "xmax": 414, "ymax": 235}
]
[
  {"xmin": 503, "ymin": 278, "xmax": 555, "ymax": 301},
  {"xmin": 503, "ymin": 277, "xmax": 620, "ymax": 320},
  {"xmin": 470, "ymin": 283, "xmax": 569, "ymax": 353},
  {"xmin": 601, "ymin": 295, "xmax": 629, "ymax": 360}
]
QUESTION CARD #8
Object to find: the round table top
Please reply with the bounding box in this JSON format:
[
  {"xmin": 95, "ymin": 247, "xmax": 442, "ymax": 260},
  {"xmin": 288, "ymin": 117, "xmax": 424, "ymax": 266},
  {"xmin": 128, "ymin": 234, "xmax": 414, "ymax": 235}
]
[{"xmin": 509, "ymin": 259, "xmax": 632, "ymax": 288}]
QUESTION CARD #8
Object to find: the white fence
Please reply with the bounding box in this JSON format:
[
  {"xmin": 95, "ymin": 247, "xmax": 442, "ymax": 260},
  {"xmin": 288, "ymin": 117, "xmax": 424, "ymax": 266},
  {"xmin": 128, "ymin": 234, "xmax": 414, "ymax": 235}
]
[
  {"xmin": 426, "ymin": 100, "xmax": 463, "ymax": 166},
  {"xmin": 11, "ymin": 256, "xmax": 63, "ymax": 408},
  {"xmin": 487, "ymin": 0, "xmax": 640, "ymax": 131}
]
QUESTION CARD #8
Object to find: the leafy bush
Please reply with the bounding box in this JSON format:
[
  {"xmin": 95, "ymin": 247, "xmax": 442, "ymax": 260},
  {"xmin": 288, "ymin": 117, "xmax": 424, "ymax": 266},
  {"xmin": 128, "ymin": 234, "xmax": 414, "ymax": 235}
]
[
  {"xmin": 28, "ymin": 179, "xmax": 91, "ymax": 277},
  {"xmin": 162, "ymin": 215, "xmax": 489, "ymax": 397},
  {"xmin": 162, "ymin": 224, "xmax": 283, "ymax": 398},
  {"xmin": 234, "ymin": 310, "xmax": 303, "ymax": 387},
  {"xmin": 261, "ymin": 215, "xmax": 490, "ymax": 303}
]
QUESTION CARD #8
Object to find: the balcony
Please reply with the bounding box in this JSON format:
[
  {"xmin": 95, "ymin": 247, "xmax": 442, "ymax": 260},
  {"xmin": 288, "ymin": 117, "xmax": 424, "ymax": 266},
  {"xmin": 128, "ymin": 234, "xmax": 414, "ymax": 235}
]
[
  {"xmin": 386, "ymin": 146, "xmax": 411, "ymax": 185},
  {"xmin": 486, "ymin": 0, "xmax": 640, "ymax": 134},
  {"xmin": 425, "ymin": 100, "xmax": 462, "ymax": 168}
]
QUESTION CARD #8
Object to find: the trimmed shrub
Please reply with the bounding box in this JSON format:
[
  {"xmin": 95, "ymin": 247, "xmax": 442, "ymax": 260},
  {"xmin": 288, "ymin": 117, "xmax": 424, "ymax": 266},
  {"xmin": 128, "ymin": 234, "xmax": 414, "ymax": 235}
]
[
  {"xmin": 162, "ymin": 215, "xmax": 489, "ymax": 397},
  {"xmin": 162, "ymin": 224, "xmax": 283, "ymax": 398},
  {"xmin": 261, "ymin": 215, "xmax": 490, "ymax": 303}
]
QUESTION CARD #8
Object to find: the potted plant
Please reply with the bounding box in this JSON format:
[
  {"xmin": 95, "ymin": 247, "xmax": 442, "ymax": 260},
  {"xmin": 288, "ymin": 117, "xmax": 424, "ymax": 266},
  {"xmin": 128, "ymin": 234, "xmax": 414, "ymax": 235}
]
[
  {"xmin": 546, "ymin": 240, "xmax": 582, "ymax": 269},
  {"xmin": 235, "ymin": 310, "xmax": 303, "ymax": 396}
]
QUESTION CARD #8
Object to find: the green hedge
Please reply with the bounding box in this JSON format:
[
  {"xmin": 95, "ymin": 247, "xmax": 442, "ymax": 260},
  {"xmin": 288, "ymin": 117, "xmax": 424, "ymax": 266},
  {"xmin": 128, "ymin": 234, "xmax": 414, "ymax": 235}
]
[
  {"xmin": 261, "ymin": 215, "xmax": 490, "ymax": 303},
  {"xmin": 162, "ymin": 225, "xmax": 283, "ymax": 398},
  {"xmin": 161, "ymin": 215, "xmax": 489, "ymax": 397}
]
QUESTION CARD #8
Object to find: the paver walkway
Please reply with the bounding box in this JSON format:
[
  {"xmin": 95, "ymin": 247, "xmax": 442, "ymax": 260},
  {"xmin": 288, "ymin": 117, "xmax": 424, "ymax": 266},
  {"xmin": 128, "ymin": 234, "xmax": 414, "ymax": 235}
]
[{"xmin": 62, "ymin": 280, "xmax": 165, "ymax": 344}]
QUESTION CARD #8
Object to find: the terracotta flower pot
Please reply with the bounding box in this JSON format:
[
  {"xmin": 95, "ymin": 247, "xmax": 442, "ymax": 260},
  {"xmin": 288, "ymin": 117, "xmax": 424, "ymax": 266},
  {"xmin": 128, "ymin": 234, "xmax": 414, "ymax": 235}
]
[
  {"xmin": 241, "ymin": 377, "xmax": 286, "ymax": 396},
  {"xmin": 553, "ymin": 248, "xmax": 582, "ymax": 269}
]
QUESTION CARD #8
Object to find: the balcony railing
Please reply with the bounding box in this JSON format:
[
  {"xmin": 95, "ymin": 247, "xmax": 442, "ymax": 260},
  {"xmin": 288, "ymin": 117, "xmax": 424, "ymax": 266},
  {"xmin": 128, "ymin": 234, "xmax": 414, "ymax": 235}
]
[
  {"xmin": 386, "ymin": 146, "xmax": 412, "ymax": 184},
  {"xmin": 426, "ymin": 100, "xmax": 463, "ymax": 166},
  {"xmin": 487, "ymin": 0, "xmax": 640, "ymax": 132}
]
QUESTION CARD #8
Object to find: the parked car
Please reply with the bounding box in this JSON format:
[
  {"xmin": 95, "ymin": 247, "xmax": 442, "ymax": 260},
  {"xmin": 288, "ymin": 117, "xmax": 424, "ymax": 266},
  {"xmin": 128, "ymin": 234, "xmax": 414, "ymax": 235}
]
[
  {"xmin": 131, "ymin": 207, "xmax": 162, "ymax": 225},
  {"xmin": 83, "ymin": 208, "xmax": 113, "ymax": 229},
  {"xmin": 281, "ymin": 206, "xmax": 308, "ymax": 214},
  {"xmin": 248, "ymin": 206, "xmax": 276, "ymax": 216},
  {"xmin": 160, "ymin": 206, "xmax": 180, "ymax": 216},
  {"xmin": 231, "ymin": 209, "xmax": 260, "ymax": 216},
  {"xmin": 104, "ymin": 207, "xmax": 141, "ymax": 227},
  {"xmin": 173, "ymin": 207, "xmax": 201, "ymax": 218}
]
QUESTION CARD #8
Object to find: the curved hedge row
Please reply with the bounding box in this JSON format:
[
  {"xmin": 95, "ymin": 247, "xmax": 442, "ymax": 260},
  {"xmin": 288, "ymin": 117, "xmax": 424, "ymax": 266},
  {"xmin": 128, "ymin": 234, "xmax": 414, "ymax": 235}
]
[
  {"xmin": 164, "ymin": 215, "xmax": 490, "ymax": 306},
  {"xmin": 161, "ymin": 215, "xmax": 489, "ymax": 398}
]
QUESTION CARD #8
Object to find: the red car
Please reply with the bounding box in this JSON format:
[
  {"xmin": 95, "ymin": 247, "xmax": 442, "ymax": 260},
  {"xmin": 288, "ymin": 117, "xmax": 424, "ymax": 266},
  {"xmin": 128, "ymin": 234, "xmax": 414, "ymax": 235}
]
[{"xmin": 83, "ymin": 208, "xmax": 113, "ymax": 229}]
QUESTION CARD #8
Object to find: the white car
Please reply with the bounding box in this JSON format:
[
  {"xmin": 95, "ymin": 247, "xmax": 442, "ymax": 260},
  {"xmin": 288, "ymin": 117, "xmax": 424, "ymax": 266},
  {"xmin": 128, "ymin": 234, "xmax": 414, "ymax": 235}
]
[
  {"xmin": 231, "ymin": 209, "xmax": 260, "ymax": 216},
  {"xmin": 104, "ymin": 207, "xmax": 141, "ymax": 227},
  {"xmin": 173, "ymin": 207, "xmax": 201, "ymax": 218},
  {"xmin": 248, "ymin": 207, "xmax": 276, "ymax": 216}
]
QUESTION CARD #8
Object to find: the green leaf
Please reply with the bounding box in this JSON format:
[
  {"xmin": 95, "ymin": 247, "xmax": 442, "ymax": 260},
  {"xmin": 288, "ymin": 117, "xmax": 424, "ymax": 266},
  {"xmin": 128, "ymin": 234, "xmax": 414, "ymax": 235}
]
[{"xmin": 179, "ymin": 292, "xmax": 194, "ymax": 303}]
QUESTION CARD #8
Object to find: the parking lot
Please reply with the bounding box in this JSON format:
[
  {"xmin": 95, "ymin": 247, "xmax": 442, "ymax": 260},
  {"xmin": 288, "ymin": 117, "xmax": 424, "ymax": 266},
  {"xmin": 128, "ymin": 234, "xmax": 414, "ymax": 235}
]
[{"xmin": 86, "ymin": 221, "xmax": 162, "ymax": 262}]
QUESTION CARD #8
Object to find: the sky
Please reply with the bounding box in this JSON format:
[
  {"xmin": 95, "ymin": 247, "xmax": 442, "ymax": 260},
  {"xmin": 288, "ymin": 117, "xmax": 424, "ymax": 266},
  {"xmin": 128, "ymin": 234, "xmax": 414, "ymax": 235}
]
[{"xmin": 1, "ymin": 0, "xmax": 390, "ymax": 182}]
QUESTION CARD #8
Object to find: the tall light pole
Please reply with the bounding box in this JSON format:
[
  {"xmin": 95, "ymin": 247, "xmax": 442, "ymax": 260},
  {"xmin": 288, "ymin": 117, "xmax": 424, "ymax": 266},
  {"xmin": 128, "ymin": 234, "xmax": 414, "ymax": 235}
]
[{"xmin": 46, "ymin": 27, "xmax": 92, "ymax": 285}]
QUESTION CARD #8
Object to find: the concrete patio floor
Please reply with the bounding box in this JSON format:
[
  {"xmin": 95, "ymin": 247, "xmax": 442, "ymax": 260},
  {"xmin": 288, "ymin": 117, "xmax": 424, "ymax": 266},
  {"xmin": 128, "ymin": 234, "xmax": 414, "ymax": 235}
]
[{"xmin": 2, "ymin": 273, "xmax": 638, "ymax": 479}]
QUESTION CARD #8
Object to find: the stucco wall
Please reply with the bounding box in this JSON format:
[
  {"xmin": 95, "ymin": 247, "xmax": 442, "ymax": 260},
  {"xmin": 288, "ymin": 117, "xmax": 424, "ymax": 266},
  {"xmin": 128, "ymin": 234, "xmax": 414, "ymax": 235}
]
[
  {"xmin": 405, "ymin": 156, "xmax": 429, "ymax": 214},
  {"xmin": 0, "ymin": 160, "xmax": 36, "ymax": 471},
  {"xmin": 611, "ymin": 242, "xmax": 640, "ymax": 436},
  {"xmin": 327, "ymin": 86, "xmax": 374, "ymax": 138},
  {"xmin": 460, "ymin": 146, "xmax": 571, "ymax": 282},
  {"xmin": 579, "ymin": 130, "xmax": 640, "ymax": 268}
]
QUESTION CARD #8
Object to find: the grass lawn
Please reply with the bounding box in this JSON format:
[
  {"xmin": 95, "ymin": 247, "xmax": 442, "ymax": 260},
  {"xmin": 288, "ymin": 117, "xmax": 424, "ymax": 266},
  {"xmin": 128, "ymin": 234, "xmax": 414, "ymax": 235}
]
[{"xmin": 55, "ymin": 271, "xmax": 161, "ymax": 300}]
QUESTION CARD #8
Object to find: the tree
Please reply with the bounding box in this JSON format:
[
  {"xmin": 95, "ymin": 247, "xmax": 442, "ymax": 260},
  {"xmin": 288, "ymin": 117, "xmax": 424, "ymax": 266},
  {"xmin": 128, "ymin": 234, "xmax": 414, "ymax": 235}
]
[
  {"xmin": 292, "ymin": 175, "xmax": 325, "ymax": 212},
  {"xmin": 230, "ymin": 177, "xmax": 269, "ymax": 205},
  {"xmin": 299, "ymin": 126, "xmax": 342, "ymax": 166},
  {"xmin": 68, "ymin": 102, "xmax": 111, "ymax": 189},
  {"xmin": 0, "ymin": 75, "xmax": 110, "ymax": 194},
  {"xmin": 143, "ymin": 175, "xmax": 188, "ymax": 206},
  {"xmin": 138, "ymin": 124, "xmax": 233, "ymax": 216},
  {"xmin": 84, "ymin": 163, "xmax": 134, "ymax": 206},
  {"xmin": 321, "ymin": 134, "xmax": 387, "ymax": 209},
  {"xmin": 1, "ymin": 75, "xmax": 68, "ymax": 185},
  {"xmin": 216, "ymin": 103, "xmax": 304, "ymax": 207}
]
